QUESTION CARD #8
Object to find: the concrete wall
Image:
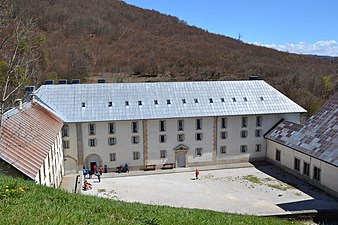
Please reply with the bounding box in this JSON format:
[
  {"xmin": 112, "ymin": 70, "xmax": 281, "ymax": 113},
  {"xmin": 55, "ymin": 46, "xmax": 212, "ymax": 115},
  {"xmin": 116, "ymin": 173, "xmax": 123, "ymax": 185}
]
[{"xmin": 267, "ymin": 140, "xmax": 338, "ymax": 198}]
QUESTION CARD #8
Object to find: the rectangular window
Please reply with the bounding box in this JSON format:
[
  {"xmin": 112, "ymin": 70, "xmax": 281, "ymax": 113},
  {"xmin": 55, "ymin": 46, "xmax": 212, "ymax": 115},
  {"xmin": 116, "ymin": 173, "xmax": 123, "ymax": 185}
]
[
  {"xmin": 196, "ymin": 119, "xmax": 202, "ymax": 130},
  {"xmin": 177, "ymin": 120, "xmax": 184, "ymax": 131},
  {"xmin": 133, "ymin": 151, "xmax": 140, "ymax": 160},
  {"xmin": 62, "ymin": 140, "xmax": 69, "ymax": 149},
  {"xmin": 177, "ymin": 134, "xmax": 185, "ymax": 142},
  {"xmin": 159, "ymin": 120, "xmax": 166, "ymax": 132},
  {"xmin": 108, "ymin": 137, "xmax": 117, "ymax": 146},
  {"xmin": 240, "ymin": 145, "xmax": 247, "ymax": 153},
  {"xmin": 88, "ymin": 124, "xmax": 96, "ymax": 135},
  {"xmin": 241, "ymin": 130, "xmax": 248, "ymax": 138},
  {"xmin": 159, "ymin": 134, "xmax": 166, "ymax": 143},
  {"xmin": 195, "ymin": 148, "xmax": 203, "ymax": 156},
  {"xmin": 275, "ymin": 149, "xmax": 281, "ymax": 162},
  {"xmin": 62, "ymin": 125, "xmax": 69, "ymax": 137},
  {"xmin": 195, "ymin": 133, "xmax": 203, "ymax": 141},
  {"xmin": 256, "ymin": 116, "xmax": 262, "ymax": 127},
  {"xmin": 108, "ymin": 123, "xmax": 115, "ymax": 134},
  {"xmin": 313, "ymin": 166, "xmax": 321, "ymax": 181},
  {"xmin": 303, "ymin": 162, "xmax": 310, "ymax": 176},
  {"xmin": 255, "ymin": 144, "xmax": 261, "ymax": 152},
  {"xmin": 294, "ymin": 158, "xmax": 300, "ymax": 171},
  {"xmin": 255, "ymin": 129, "xmax": 262, "ymax": 137},
  {"xmin": 131, "ymin": 136, "xmax": 139, "ymax": 144},
  {"xmin": 220, "ymin": 131, "xmax": 228, "ymax": 139},
  {"xmin": 110, "ymin": 153, "xmax": 116, "ymax": 162},
  {"xmin": 242, "ymin": 117, "xmax": 247, "ymax": 128},
  {"xmin": 160, "ymin": 150, "xmax": 167, "ymax": 159},
  {"xmin": 88, "ymin": 138, "xmax": 97, "ymax": 147},
  {"xmin": 221, "ymin": 117, "xmax": 227, "ymax": 129},
  {"xmin": 131, "ymin": 122, "xmax": 138, "ymax": 133},
  {"xmin": 220, "ymin": 146, "xmax": 226, "ymax": 154}
]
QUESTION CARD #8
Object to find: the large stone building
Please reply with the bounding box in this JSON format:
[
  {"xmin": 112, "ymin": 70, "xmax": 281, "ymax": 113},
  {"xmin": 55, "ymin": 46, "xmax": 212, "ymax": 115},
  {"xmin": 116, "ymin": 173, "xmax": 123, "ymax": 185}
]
[
  {"xmin": 266, "ymin": 92, "xmax": 338, "ymax": 198},
  {"xmin": 33, "ymin": 80, "xmax": 306, "ymax": 174}
]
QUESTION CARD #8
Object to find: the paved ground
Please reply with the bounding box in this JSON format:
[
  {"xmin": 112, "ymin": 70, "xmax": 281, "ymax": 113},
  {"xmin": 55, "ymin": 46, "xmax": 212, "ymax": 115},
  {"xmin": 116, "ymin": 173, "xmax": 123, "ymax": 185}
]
[{"xmin": 80, "ymin": 164, "xmax": 338, "ymax": 216}]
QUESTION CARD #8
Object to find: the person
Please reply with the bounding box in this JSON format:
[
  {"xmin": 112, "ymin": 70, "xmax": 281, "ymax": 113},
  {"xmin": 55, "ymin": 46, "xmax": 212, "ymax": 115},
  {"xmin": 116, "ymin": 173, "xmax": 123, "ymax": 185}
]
[
  {"xmin": 93, "ymin": 164, "xmax": 97, "ymax": 174},
  {"xmin": 82, "ymin": 168, "xmax": 87, "ymax": 178},
  {"xmin": 99, "ymin": 165, "xmax": 103, "ymax": 175},
  {"xmin": 83, "ymin": 180, "xmax": 92, "ymax": 191},
  {"xmin": 123, "ymin": 163, "xmax": 129, "ymax": 173},
  {"xmin": 96, "ymin": 173, "xmax": 101, "ymax": 182},
  {"xmin": 195, "ymin": 169, "xmax": 199, "ymax": 180}
]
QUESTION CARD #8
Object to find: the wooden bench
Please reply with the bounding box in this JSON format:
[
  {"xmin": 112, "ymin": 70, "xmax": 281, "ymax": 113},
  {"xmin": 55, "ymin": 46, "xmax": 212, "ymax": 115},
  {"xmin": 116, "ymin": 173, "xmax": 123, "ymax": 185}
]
[
  {"xmin": 144, "ymin": 164, "xmax": 156, "ymax": 171},
  {"xmin": 162, "ymin": 163, "xmax": 174, "ymax": 170}
]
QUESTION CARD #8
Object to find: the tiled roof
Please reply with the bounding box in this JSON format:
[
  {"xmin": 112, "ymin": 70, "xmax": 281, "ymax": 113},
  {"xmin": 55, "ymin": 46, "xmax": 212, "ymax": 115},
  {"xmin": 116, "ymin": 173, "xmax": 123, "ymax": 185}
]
[
  {"xmin": 33, "ymin": 80, "xmax": 306, "ymax": 122},
  {"xmin": 266, "ymin": 92, "xmax": 338, "ymax": 167},
  {"xmin": 0, "ymin": 102, "xmax": 63, "ymax": 179}
]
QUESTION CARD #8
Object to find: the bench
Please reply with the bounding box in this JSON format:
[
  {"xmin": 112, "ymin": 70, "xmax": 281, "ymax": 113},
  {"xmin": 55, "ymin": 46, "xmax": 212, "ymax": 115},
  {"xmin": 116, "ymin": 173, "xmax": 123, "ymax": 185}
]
[
  {"xmin": 144, "ymin": 164, "xmax": 156, "ymax": 171},
  {"xmin": 162, "ymin": 163, "xmax": 174, "ymax": 170}
]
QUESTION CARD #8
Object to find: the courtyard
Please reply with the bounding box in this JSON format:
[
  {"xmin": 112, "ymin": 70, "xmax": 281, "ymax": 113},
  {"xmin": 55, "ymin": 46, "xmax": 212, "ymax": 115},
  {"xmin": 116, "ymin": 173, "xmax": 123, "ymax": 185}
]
[{"xmin": 81, "ymin": 163, "xmax": 338, "ymax": 216}]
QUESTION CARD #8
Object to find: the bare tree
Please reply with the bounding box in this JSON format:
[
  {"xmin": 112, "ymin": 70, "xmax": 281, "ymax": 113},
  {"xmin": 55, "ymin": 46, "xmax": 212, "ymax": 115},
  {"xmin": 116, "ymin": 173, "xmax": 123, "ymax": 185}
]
[{"xmin": 0, "ymin": 0, "xmax": 45, "ymax": 126}]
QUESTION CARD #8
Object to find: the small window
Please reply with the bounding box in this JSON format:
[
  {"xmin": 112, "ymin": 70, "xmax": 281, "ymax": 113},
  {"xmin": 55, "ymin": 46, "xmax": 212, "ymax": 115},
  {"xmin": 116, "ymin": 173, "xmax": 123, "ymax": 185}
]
[
  {"xmin": 125, "ymin": 101, "xmax": 129, "ymax": 106},
  {"xmin": 62, "ymin": 125, "xmax": 69, "ymax": 137},
  {"xmin": 275, "ymin": 149, "xmax": 281, "ymax": 162},
  {"xmin": 242, "ymin": 117, "xmax": 247, "ymax": 128},
  {"xmin": 240, "ymin": 145, "xmax": 247, "ymax": 153},
  {"xmin": 260, "ymin": 97, "xmax": 264, "ymax": 101},
  {"xmin": 108, "ymin": 123, "xmax": 115, "ymax": 134},
  {"xmin": 133, "ymin": 151, "xmax": 140, "ymax": 160},
  {"xmin": 131, "ymin": 122, "xmax": 138, "ymax": 133},
  {"xmin": 220, "ymin": 131, "xmax": 227, "ymax": 139},
  {"xmin": 221, "ymin": 98, "xmax": 225, "ymax": 102},
  {"xmin": 159, "ymin": 120, "xmax": 166, "ymax": 132},
  {"xmin": 177, "ymin": 134, "xmax": 185, "ymax": 142},
  {"xmin": 138, "ymin": 100, "xmax": 142, "ymax": 106},
  {"xmin": 256, "ymin": 116, "xmax": 262, "ymax": 127},
  {"xmin": 255, "ymin": 129, "xmax": 262, "ymax": 137},
  {"xmin": 220, "ymin": 146, "xmax": 226, "ymax": 154},
  {"xmin": 177, "ymin": 120, "xmax": 184, "ymax": 131},
  {"xmin": 131, "ymin": 136, "xmax": 139, "ymax": 144},
  {"xmin": 108, "ymin": 137, "xmax": 116, "ymax": 146},
  {"xmin": 195, "ymin": 148, "xmax": 203, "ymax": 156},
  {"xmin": 160, "ymin": 150, "xmax": 167, "ymax": 159},
  {"xmin": 209, "ymin": 98, "xmax": 213, "ymax": 103},
  {"xmin": 89, "ymin": 124, "xmax": 96, "ymax": 135},
  {"xmin": 255, "ymin": 144, "xmax": 261, "ymax": 152},
  {"xmin": 167, "ymin": 99, "xmax": 171, "ymax": 105},
  {"xmin": 195, "ymin": 133, "xmax": 203, "ymax": 141},
  {"xmin": 88, "ymin": 138, "xmax": 97, "ymax": 147},
  {"xmin": 182, "ymin": 99, "xmax": 186, "ymax": 104},
  {"xmin": 303, "ymin": 162, "xmax": 310, "ymax": 176},
  {"xmin": 294, "ymin": 158, "xmax": 300, "ymax": 171},
  {"xmin": 241, "ymin": 130, "xmax": 248, "ymax": 138},
  {"xmin": 154, "ymin": 100, "xmax": 158, "ymax": 105},
  {"xmin": 108, "ymin": 101, "xmax": 113, "ymax": 107},
  {"xmin": 221, "ymin": 117, "xmax": 227, "ymax": 129},
  {"xmin": 62, "ymin": 140, "xmax": 69, "ymax": 149},
  {"xmin": 313, "ymin": 166, "xmax": 321, "ymax": 181},
  {"xmin": 243, "ymin": 97, "xmax": 247, "ymax": 102},
  {"xmin": 232, "ymin": 98, "xmax": 236, "ymax": 102},
  {"xmin": 194, "ymin": 99, "xmax": 198, "ymax": 103},
  {"xmin": 82, "ymin": 102, "xmax": 86, "ymax": 108},
  {"xmin": 196, "ymin": 119, "xmax": 202, "ymax": 130},
  {"xmin": 159, "ymin": 135, "xmax": 166, "ymax": 143},
  {"xmin": 110, "ymin": 153, "xmax": 116, "ymax": 162}
]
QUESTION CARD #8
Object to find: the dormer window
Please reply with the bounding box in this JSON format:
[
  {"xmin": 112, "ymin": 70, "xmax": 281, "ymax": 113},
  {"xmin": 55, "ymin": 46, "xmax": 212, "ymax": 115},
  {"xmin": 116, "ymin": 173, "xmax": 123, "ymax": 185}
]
[
  {"xmin": 221, "ymin": 98, "xmax": 225, "ymax": 102},
  {"xmin": 125, "ymin": 101, "xmax": 129, "ymax": 106},
  {"xmin": 154, "ymin": 100, "xmax": 158, "ymax": 105},
  {"xmin": 108, "ymin": 101, "xmax": 113, "ymax": 107},
  {"xmin": 167, "ymin": 100, "xmax": 171, "ymax": 105},
  {"xmin": 182, "ymin": 99, "xmax": 186, "ymax": 104},
  {"xmin": 260, "ymin": 97, "xmax": 264, "ymax": 101},
  {"xmin": 138, "ymin": 101, "xmax": 142, "ymax": 106},
  {"xmin": 232, "ymin": 98, "xmax": 236, "ymax": 102},
  {"xmin": 209, "ymin": 98, "xmax": 213, "ymax": 103},
  {"xmin": 82, "ymin": 102, "xmax": 85, "ymax": 107},
  {"xmin": 243, "ymin": 97, "xmax": 247, "ymax": 102},
  {"xmin": 194, "ymin": 99, "xmax": 198, "ymax": 103}
]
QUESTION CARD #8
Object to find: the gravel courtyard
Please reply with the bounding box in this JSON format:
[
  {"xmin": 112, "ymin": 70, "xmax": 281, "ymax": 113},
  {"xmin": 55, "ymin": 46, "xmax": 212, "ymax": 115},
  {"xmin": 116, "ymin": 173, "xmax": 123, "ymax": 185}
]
[{"xmin": 82, "ymin": 164, "xmax": 338, "ymax": 215}]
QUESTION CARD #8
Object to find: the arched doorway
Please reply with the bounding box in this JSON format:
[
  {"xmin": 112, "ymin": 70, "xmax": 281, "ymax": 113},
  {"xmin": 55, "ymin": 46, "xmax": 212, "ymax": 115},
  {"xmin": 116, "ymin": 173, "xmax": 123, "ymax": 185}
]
[
  {"xmin": 85, "ymin": 154, "xmax": 102, "ymax": 172},
  {"xmin": 173, "ymin": 144, "xmax": 189, "ymax": 168}
]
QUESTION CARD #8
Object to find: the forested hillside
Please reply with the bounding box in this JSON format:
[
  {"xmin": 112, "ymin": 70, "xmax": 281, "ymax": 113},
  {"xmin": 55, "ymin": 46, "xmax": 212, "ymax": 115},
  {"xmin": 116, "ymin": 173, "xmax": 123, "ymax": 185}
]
[{"xmin": 10, "ymin": 0, "xmax": 338, "ymax": 114}]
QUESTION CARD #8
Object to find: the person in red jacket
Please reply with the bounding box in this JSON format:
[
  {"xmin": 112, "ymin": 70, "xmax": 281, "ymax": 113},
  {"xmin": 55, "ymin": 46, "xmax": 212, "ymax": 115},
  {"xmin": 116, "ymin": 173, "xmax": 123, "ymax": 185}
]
[
  {"xmin": 195, "ymin": 169, "xmax": 199, "ymax": 180},
  {"xmin": 93, "ymin": 164, "xmax": 97, "ymax": 174},
  {"xmin": 99, "ymin": 165, "xmax": 103, "ymax": 175}
]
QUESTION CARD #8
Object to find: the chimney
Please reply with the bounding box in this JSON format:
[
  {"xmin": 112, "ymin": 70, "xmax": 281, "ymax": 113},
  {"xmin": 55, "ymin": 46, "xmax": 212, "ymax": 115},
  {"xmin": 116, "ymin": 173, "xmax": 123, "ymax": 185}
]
[
  {"xmin": 58, "ymin": 79, "xmax": 67, "ymax": 85},
  {"xmin": 97, "ymin": 79, "xmax": 106, "ymax": 83},
  {"xmin": 72, "ymin": 79, "xmax": 80, "ymax": 84},
  {"xmin": 24, "ymin": 86, "xmax": 35, "ymax": 101},
  {"xmin": 14, "ymin": 99, "xmax": 23, "ymax": 110},
  {"xmin": 44, "ymin": 80, "xmax": 54, "ymax": 85},
  {"xmin": 249, "ymin": 75, "xmax": 260, "ymax": 80}
]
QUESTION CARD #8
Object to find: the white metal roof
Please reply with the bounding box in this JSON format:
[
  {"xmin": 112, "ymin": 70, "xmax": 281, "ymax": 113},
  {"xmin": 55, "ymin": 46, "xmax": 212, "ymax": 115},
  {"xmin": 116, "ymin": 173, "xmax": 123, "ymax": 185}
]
[{"xmin": 33, "ymin": 80, "xmax": 306, "ymax": 122}]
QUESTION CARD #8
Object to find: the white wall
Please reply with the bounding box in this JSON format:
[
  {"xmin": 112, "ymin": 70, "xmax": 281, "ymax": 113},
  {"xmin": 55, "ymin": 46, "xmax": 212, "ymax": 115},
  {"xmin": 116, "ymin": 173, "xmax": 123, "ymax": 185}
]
[{"xmin": 267, "ymin": 140, "xmax": 338, "ymax": 198}]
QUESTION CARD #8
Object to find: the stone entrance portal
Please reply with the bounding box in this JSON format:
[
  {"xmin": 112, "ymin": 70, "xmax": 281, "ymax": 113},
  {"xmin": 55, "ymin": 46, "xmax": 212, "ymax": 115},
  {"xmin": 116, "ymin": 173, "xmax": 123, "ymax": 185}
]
[{"xmin": 174, "ymin": 144, "xmax": 189, "ymax": 168}]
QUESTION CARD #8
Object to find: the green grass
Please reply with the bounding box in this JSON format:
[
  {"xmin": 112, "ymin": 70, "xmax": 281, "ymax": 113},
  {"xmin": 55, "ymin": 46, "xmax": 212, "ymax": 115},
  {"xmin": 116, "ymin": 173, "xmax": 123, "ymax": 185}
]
[
  {"xmin": 242, "ymin": 175, "xmax": 262, "ymax": 184},
  {"xmin": 0, "ymin": 174, "xmax": 301, "ymax": 225}
]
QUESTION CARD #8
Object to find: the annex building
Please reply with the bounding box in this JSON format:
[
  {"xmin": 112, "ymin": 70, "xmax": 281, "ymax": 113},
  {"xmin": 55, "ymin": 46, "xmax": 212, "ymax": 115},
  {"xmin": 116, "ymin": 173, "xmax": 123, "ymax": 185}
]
[{"xmin": 32, "ymin": 80, "xmax": 306, "ymax": 175}]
